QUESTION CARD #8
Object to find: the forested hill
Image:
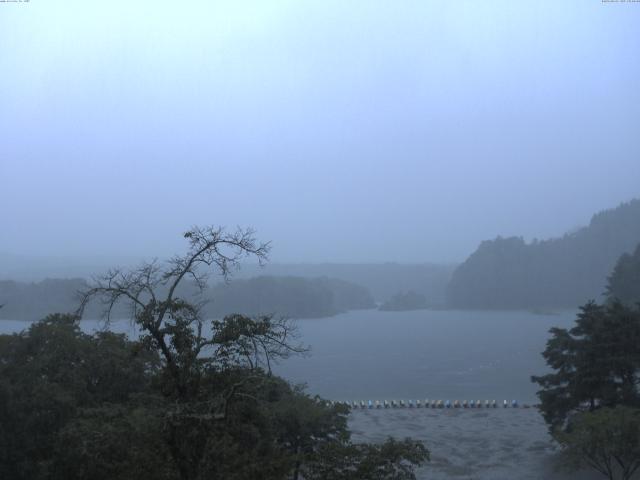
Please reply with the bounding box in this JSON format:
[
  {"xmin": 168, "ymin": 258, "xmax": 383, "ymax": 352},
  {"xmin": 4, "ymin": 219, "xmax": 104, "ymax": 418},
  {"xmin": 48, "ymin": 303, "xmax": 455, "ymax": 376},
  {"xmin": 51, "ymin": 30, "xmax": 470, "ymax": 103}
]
[
  {"xmin": 0, "ymin": 279, "xmax": 89, "ymax": 321},
  {"xmin": 236, "ymin": 263, "xmax": 456, "ymax": 305},
  {"xmin": 447, "ymin": 199, "xmax": 640, "ymax": 309},
  {"xmin": 0, "ymin": 275, "xmax": 375, "ymax": 321},
  {"xmin": 206, "ymin": 276, "xmax": 374, "ymax": 319},
  {"xmin": 0, "ymin": 258, "xmax": 455, "ymax": 306}
]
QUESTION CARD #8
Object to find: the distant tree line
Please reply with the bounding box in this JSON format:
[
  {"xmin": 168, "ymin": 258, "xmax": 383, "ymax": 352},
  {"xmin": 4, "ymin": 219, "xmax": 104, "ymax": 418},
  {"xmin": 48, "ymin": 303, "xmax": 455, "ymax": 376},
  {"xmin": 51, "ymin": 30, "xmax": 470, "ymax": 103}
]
[
  {"xmin": 207, "ymin": 276, "xmax": 375, "ymax": 319},
  {"xmin": 237, "ymin": 263, "xmax": 456, "ymax": 305},
  {"xmin": 0, "ymin": 276, "xmax": 375, "ymax": 322},
  {"xmin": 378, "ymin": 291, "xmax": 428, "ymax": 312},
  {"xmin": 447, "ymin": 199, "xmax": 640, "ymax": 309},
  {"xmin": 0, "ymin": 278, "xmax": 88, "ymax": 320},
  {"xmin": 0, "ymin": 256, "xmax": 457, "ymax": 306}
]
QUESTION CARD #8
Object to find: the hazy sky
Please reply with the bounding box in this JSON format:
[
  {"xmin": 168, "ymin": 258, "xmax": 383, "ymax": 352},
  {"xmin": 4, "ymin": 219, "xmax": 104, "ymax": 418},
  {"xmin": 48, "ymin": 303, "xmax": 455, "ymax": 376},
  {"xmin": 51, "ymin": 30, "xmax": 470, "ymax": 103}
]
[{"xmin": 1, "ymin": 1, "xmax": 639, "ymax": 263}]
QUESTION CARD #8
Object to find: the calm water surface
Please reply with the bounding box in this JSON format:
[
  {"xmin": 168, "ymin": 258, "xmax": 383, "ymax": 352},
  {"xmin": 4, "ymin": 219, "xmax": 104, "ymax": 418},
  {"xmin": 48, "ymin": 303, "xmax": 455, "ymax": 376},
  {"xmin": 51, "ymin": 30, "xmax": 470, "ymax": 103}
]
[
  {"xmin": 275, "ymin": 309, "xmax": 576, "ymax": 403},
  {"xmin": 0, "ymin": 309, "xmax": 577, "ymax": 403}
]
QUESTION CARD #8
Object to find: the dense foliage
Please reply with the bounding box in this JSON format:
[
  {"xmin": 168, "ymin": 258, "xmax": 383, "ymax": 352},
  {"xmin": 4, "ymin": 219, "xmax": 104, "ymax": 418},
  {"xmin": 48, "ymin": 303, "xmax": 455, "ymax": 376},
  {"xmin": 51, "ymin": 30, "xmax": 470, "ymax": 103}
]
[
  {"xmin": 555, "ymin": 407, "xmax": 640, "ymax": 480},
  {"xmin": 0, "ymin": 317, "xmax": 428, "ymax": 479},
  {"xmin": 447, "ymin": 199, "xmax": 640, "ymax": 309},
  {"xmin": 532, "ymin": 246, "xmax": 640, "ymax": 479},
  {"xmin": 532, "ymin": 301, "xmax": 640, "ymax": 431},
  {"xmin": 0, "ymin": 314, "xmax": 162, "ymax": 479}
]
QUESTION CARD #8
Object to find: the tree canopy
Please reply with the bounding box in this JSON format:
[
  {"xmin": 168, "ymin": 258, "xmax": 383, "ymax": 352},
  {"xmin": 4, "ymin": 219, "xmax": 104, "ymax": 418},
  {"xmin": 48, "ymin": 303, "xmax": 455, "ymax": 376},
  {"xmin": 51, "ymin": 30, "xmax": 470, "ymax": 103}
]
[
  {"xmin": 532, "ymin": 301, "xmax": 640, "ymax": 432},
  {"xmin": 532, "ymin": 245, "xmax": 640, "ymax": 480},
  {"xmin": 556, "ymin": 407, "xmax": 640, "ymax": 480}
]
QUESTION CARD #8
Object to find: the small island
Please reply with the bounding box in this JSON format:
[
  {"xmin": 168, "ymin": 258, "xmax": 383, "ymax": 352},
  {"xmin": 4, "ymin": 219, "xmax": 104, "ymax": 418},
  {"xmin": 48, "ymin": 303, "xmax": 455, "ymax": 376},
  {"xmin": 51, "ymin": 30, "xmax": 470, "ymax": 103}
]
[{"xmin": 378, "ymin": 291, "xmax": 429, "ymax": 311}]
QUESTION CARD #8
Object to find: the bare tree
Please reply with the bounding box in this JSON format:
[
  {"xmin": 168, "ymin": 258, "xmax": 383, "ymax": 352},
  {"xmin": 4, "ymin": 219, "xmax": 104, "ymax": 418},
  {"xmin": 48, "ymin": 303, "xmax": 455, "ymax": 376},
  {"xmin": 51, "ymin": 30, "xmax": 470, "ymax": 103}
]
[
  {"xmin": 77, "ymin": 225, "xmax": 305, "ymax": 399},
  {"xmin": 76, "ymin": 226, "xmax": 311, "ymax": 480}
]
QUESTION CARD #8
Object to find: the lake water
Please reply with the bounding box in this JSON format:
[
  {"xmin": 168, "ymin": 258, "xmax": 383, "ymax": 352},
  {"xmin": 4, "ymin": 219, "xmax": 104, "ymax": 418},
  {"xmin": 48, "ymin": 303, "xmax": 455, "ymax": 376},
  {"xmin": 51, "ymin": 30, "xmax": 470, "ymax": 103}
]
[
  {"xmin": 4, "ymin": 309, "xmax": 608, "ymax": 479},
  {"xmin": 276, "ymin": 308, "xmax": 576, "ymax": 404},
  {"xmin": 0, "ymin": 308, "xmax": 577, "ymax": 404}
]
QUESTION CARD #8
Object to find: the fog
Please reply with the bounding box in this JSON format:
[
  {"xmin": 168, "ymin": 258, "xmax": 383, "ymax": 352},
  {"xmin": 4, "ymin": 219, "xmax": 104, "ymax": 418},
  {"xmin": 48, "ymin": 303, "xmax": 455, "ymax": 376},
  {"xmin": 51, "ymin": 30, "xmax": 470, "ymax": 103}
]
[
  {"xmin": 3, "ymin": 4, "xmax": 640, "ymax": 478},
  {"xmin": 2, "ymin": 0, "xmax": 639, "ymax": 264}
]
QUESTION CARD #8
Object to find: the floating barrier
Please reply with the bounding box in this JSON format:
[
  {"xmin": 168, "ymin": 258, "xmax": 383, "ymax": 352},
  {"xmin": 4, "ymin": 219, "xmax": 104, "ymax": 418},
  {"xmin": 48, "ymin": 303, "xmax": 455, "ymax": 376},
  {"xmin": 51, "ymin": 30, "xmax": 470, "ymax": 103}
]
[{"xmin": 340, "ymin": 399, "xmax": 528, "ymax": 410}]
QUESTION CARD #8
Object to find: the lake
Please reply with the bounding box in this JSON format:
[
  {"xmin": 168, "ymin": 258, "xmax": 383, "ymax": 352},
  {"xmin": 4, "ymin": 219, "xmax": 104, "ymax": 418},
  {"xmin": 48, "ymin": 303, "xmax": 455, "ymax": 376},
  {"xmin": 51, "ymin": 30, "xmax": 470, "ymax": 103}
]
[
  {"xmin": 4, "ymin": 308, "xmax": 607, "ymax": 479},
  {"xmin": 0, "ymin": 308, "xmax": 576, "ymax": 404},
  {"xmin": 277, "ymin": 308, "xmax": 576, "ymax": 404}
]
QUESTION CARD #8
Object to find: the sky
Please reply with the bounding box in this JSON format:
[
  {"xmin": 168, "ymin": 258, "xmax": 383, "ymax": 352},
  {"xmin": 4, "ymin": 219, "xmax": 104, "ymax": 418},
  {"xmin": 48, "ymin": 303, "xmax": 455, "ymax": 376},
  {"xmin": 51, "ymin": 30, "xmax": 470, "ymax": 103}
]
[{"xmin": 1, "ymin": 0, "xmax": 639, "ymax": 264}]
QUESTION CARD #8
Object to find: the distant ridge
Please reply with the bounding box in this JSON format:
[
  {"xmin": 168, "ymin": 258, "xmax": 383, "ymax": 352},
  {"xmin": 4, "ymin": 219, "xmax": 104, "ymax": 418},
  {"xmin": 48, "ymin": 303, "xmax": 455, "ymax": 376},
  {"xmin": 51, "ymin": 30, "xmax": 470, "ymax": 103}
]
[
  {"xmin": 0, "ymin": 275, "xmax": 374, "ymax": 321},
  {"xmin": 235, "ymin": 263, "xmax": 456, "ymax": 304},
  {"xmin": 0, "ymin": 257, "xmax": 456, "ymax": 306},
  {"xmin": 447, "ymin": 199, "xmax": 640, "ymax": 309}
]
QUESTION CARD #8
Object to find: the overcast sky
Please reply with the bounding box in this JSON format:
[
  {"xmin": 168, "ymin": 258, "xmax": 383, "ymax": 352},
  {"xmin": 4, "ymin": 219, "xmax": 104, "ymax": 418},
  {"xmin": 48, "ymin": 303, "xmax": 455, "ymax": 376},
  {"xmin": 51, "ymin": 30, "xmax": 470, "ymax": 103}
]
[{"xmin": 1, "ymin": 1, "xmax": 639, "ymax": 264}]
